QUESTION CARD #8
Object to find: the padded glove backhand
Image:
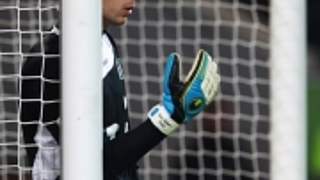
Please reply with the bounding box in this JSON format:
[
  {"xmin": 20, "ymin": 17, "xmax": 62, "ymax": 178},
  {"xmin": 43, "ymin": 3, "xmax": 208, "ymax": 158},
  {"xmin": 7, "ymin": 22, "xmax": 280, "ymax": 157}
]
[{"xmin": 148, "ymin": 49, "xmax": 220, "ymax": 135}]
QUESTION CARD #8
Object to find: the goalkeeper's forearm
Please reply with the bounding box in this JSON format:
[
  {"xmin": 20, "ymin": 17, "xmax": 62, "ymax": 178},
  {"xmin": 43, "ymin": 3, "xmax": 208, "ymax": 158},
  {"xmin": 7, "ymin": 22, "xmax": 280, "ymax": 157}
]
[{"xmin": 104, "ymin": 118, "xmax": 167, "ymax": 174}]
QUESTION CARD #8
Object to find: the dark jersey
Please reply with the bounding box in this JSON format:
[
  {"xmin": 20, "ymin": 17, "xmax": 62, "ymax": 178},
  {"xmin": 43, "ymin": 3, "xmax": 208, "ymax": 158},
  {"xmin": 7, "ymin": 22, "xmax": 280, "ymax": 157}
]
[{"xmin": 21, "ymin": 30, "xmax": 166, "ymax": 180}]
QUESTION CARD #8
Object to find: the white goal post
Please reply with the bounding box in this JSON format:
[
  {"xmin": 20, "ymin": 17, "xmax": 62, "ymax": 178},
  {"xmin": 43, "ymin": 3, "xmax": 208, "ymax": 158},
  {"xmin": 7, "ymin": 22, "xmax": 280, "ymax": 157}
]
[
  {"xmin": 61, "ymin": 0, "xmax": 102, "ymax": 180},
  {"xmin": 271, "ymin": 0, "xmax": 307, "ymax": 180}
]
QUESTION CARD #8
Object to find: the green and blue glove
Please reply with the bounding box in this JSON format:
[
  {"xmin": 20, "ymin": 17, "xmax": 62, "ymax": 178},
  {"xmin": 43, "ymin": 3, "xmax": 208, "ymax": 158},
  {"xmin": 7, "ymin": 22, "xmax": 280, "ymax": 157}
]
[{"xmin": 148, "ymin": 49, "xmax": 220, "ymax": 135}]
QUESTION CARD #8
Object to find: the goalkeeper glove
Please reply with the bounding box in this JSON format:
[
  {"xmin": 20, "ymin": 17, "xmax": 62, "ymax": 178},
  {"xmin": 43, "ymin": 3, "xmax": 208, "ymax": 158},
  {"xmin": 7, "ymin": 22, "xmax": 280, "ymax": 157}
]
[{"xmin": 148, "ymin": 49, "xmax": 220, "ymax": 135}]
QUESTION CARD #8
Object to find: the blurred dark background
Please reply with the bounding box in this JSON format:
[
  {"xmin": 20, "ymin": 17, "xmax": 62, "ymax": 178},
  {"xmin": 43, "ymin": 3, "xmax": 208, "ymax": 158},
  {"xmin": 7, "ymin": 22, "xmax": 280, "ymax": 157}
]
[
  {"xmin": 307, "ymin": 0, "xmax": 320, "ymax": 180},
  {"xmin": 308, "ymin": 0, "xmax": 320, "ymax": 45}
]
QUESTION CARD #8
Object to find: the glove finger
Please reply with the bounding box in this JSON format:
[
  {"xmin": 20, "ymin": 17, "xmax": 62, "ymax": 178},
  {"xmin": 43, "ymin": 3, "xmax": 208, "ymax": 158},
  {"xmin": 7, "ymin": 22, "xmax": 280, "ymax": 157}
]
[
  {"xmin": 163, "ymin": 53, "xmax": 183, "ymax": 96},
  {"xmin": 184, "ymin": 49, "xmax": 205, "ymax": 85},
  {"xmin": 163, "ymin": 53, "xmax": 185, "ymax": 121},
  {"xmin": 181, "ymin": 50, "xmax": 220, "ymax": 121},
  {"xmin": 202, "ymin": 61, "xmax": 220, "ymax": 104},
  {"xmin": 181, "ymin": 50, "xmax": 208, "ymax": 120}
]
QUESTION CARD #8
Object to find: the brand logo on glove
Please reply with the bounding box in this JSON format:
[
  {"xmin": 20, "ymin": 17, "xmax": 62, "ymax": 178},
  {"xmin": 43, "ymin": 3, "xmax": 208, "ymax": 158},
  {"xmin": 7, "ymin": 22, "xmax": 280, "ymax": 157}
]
[{"xmin": 190, "ymin": 98, "xmax": 204, "ymax": 110}]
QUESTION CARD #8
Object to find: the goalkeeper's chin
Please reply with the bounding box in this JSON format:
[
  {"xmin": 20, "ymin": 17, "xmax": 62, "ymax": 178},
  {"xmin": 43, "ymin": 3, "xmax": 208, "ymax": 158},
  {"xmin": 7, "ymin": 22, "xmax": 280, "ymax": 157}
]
[
  {"xmin": 114, "ymin": 16, "xmax": 129, "ymax": 26},
  {"xmin": 104, "ymin": 16, "xmax": 128, "ymax": 27}
]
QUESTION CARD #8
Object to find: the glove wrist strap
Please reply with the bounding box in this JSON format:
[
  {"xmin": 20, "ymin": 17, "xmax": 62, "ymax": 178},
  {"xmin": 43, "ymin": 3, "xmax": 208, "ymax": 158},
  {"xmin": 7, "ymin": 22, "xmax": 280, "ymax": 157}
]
[{"xmin": 148, "ymin": 104, "xmax": 180, "ymax": 135}]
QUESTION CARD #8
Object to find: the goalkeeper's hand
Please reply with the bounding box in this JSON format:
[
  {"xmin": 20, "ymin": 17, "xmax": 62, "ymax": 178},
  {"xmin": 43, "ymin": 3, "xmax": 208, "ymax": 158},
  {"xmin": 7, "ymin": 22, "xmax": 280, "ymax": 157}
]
[{"xmin": 148, "ymin": 49, "xmax": 220, "ymax": 135}]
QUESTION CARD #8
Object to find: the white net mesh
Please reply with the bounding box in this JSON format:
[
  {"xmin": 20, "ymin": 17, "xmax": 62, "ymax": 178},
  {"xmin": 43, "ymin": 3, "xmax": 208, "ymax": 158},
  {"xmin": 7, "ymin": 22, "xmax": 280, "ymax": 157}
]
[
  {"xmin": 0, "ymin": 0, "xmax": 59, "ymax": 179},
  {"xmin": 109, "ymin": 0, "xmax": 270, "ymax": 179},
  {"xmin": 0, "ymin": 0, "xmax": 270, "ymax": 179}
]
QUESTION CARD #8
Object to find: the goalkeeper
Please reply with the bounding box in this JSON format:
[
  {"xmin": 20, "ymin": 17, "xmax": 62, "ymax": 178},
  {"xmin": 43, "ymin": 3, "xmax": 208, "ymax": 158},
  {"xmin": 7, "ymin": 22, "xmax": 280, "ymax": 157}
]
[{"xmin": 21, "ymin": 0, "xmax": 220, "ymax": 180}]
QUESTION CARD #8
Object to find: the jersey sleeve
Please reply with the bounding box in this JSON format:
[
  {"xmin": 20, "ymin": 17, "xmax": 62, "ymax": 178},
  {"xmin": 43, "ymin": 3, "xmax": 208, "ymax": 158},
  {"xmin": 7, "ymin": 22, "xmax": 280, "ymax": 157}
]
[
  {"xmin": 104, "ymin": 118, "xmax": 166, "ymax": 175},
  {"xmin": 20, "ymin": 46, "xmax": 43, "ymax": 166},
  {"xmin": 21, "ymin": 33, "xmax": 60, "ymax": 167}
]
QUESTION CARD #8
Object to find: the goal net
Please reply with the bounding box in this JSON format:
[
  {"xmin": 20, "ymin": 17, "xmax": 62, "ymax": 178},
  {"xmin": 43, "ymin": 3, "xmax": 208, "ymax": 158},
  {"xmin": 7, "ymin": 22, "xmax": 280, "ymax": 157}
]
[
  {"xmin": 0, "ymin": 0, "xmax": 59, "ymax": 179},
  {"xmin": 0, "ymin": 0, "xmax": 306, "ymax": 180},
  {"xmin": 110, "ymin": 0, "xmax": 271, "ymax": 179}
]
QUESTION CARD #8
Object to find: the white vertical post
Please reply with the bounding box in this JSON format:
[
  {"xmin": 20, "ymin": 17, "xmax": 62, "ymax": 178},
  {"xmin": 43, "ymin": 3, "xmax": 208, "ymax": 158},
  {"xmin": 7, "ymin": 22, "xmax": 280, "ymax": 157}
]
[
  {"xmin": 271, "ymin": 0, "xmax": 307, "ymax": 180},
  {"xmin": 61, "ymin": 0, "xmax": 102, "ymax": 179}
]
